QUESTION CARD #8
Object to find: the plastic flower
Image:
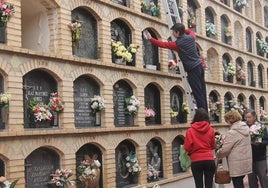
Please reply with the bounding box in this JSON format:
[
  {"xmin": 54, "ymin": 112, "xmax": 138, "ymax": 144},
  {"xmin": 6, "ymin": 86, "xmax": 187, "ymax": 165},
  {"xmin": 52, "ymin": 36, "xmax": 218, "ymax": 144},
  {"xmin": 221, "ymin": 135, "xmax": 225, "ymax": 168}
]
[
  {"xmin": 147, "ymin": 163, "xmax": 160, "ymax": 181},
  {"xmin": 125, "ymin": 152, "xmax": 141, "ymax": 175},
  {"xmin": 215, "ymin": 134, "xmax": 225, "ymax": 149},
  {"xmin": 29, "ymin": 99, "xmax": 52, "ymax": 122},
  {"xmin": 181, "ymin": 102, "xmax": 189, "ymax": 114},
  {"xmin": 249, "ymin": 123, "xmax": 265, "ymax": 141},
  {"xmin": 49, "ymin": 169, "xmax": 75, "ymax": 187},
  {"xmin": 256, "ymin": 38, "xmax": 268, "ymax": 54},
  {"xmin": 145, "ymin": 107, "xmax": 155, "ymax": 118},
  {"xmin": 0, "ymin": 0, "xmax": 15, "ymax": 24},
  {"xmin": 234, "ymin": 0, "xmax": 248, "ymax": 9},
  {"xmin": 48, "ymin": 92, "xmax": 64, "ymax": 112},
  {"xmin": 227, "ymin": 62, "xmax": 236, "ymax": 76},
  {"xmin": 0, "ymin": 93, "xmax": 11, "ymax": 107},
  {"xmin": 224, "ymin": 26, "xmax": 232, "ymax": 38},
  {"xmin": 206, "ymin": 21, "xmax": 217, "ymax": 36},
  {"xmin": 90, "ymin": 95, "xmax": 105, "ymax": 114},
  {"xmin": 68, "ymin": 20, "xmax": 82, "ymax": 43},
  {"xmin": 125, "ymin": 95, "xmax": 140, "ymax": 115},
  {"xmin": 111, "ymin": 40, "xmax": 138, "ymax": 63},
  {"xmin": 77, "ymin": 159, "xmax": 101, "ymax": 182},
  {"xmin": 170, "ymin": 109, "xmax": 178, "ymax": 118},
  {"xmin": 0, "ymin": 176, "xmax": 19, "ymax": 188},
  {"xmin": 236, "ymin": 65, "xmax": 246, "ymax": 81}
]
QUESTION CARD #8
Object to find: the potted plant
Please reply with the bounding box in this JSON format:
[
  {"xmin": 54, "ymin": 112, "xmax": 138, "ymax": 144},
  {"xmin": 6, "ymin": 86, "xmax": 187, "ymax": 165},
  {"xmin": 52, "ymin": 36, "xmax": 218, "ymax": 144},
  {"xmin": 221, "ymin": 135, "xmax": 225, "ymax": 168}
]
[
  {"xmin": 125, "ymin": 95, "xmax": 140, "ymax": 116},
  {"xmin": 48, "ymin": 169, "xmax": 75, "ymax": 188}
]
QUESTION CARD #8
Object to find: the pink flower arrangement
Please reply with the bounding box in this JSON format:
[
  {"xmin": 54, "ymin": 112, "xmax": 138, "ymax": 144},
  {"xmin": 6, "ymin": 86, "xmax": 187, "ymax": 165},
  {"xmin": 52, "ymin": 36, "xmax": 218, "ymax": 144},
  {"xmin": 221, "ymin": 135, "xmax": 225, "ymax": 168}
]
[
  {"xmin": 0, "ymin": 0, "xmax": 15, "ymax": 24},
  {"xmin": 145, "ymin": 107, "xmax": 155, "ymax": 118},
  {"xmin": 49, "ymin": 169, "xmax": 75, "ymax": 187},
  {"xmin": 48, "ymin": 92, "xmax": 64, "ymax": 112},
  {"xmin": 236, "ymin": 65, "xmax": 246, "ymax": 81},
  {"xmin": 249, "ymin": 123, "xmax": 265, "ymax": 142},
  {"xmin": 29, "ymin": 99, "xmax": 52, "ymax": 122}
]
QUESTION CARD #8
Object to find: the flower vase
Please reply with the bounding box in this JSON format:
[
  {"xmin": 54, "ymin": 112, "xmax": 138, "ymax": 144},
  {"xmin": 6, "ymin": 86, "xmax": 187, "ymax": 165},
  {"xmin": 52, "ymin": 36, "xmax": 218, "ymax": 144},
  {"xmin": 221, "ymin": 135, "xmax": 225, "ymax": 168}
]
[
  {"xmin": 95, "ymin": 111, "xmax": 101, "ymax": 126},
  {"xmin": 52, "ymin": 112, "xmax": 58, "ymax": 126},
  {"xmin": 114, "ymin": 58, "xmax": 126, "ymax": 65},
  {"xmin": 256, "ymin": 137, "xmax": 262, "ymax": 143},
  {"xmin": 0, "ymin": 22, "xmax": 6, "ymax": 43},
  {"xmin": 1, "ymin": 107, "xmax": 9, "ymax": 123}
]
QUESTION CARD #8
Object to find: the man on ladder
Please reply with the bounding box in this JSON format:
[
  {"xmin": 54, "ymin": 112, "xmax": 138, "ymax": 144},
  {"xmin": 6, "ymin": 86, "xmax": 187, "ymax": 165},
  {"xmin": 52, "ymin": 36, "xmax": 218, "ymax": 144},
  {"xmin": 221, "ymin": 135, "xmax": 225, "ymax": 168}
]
[{"xmin": 144, "ymin": 1, "xmax": 208, "ymax": 114}]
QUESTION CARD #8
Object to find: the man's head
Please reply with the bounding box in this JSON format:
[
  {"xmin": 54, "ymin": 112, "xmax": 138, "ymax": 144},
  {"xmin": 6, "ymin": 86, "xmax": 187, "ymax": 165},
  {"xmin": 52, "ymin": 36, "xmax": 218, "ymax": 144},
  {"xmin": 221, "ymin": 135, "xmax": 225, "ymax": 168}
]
[
  {"xmin": 244, "ymin": 109, "xmax": 257, "ymax": 126},
  {"xmin": 171, "ymin": 23, "xmax": 185, "ymax": 37}
]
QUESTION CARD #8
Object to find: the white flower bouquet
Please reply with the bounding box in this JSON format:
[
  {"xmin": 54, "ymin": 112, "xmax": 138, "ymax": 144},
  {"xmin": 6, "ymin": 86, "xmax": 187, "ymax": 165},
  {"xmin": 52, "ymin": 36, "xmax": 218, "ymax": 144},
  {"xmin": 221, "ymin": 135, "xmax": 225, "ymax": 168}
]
[{"xmin": 90, "ymin": 95, "xmax": 105, "ymax": 114}]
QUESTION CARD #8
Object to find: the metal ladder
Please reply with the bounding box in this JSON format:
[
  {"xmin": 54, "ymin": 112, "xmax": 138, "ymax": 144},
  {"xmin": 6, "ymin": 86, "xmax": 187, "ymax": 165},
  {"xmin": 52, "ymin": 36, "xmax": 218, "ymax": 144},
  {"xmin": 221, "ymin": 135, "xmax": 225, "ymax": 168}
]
[{"xmin": 163, "ymin": 0, "xmax": 196, "ymax": 118}]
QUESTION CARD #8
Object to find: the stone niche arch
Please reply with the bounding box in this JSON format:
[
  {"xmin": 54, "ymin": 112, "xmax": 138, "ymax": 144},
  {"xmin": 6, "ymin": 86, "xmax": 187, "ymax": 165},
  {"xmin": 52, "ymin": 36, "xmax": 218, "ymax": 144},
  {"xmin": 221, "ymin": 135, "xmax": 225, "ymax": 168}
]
[
  {"xmin": 209, "ymin": 90, "xmax": 221, "ymax": 123},
  {"xmin": 144, "ymin": 83, "xmax": 161, "ymax": 125},
  {"xmin": 76, "ymin": 143, "xmax": 103, "ymax": 188},
  {"xmin": 206, "ymin": 48, "xmax": 219, "ymax": 81},
  {"xmin": 0, "ymin": 73, "xmax": 5, "ymax": 130},
  {"xmin": 224, "ymin": 92, "xmax": 234, "ymax": 113},
  {"xmin": 170, "ymin": 86, "xmax": 184, "ymax": 124},
  {"xmin": 25, "ymin": 147, "xmax": 60, "ymax": 188},
  {"xmin": 71, "ymin": 7, "xmax": 98, "ymax": 59},
  {"xmin": 146, "ymin": 138, "xmax": 163, "ymax": 182},
  {"xmin": 115, "ymin": 139, "xmax": 137, "ymax": 188},
  {"xmin": 142, "ymin": 28, "xmax": 159, "ymax": 70},
  {"xmin": 21, "ymin": 0, "xmax": 59, "ymax": 52},
  {"xmin": 249, "ymin": 94, "xmax": 256, "ymax": 110},
  {"xmin": 23, "ymin": 69, "xmax": 57, "ymax": 128},
  {"xmin": 73, "ymin": 75, "xmax": 101, "ymax": 128},
  {"xmin": 234, "ymin": 21, "xmax": 243, "ymax": 50},
  {"xmin": 172, "ymin": 135, "xmax": 184, "ymax": 174},
  {"xmin": 113, "ymin": 80, "xmax": 134, "ymax": 127}
]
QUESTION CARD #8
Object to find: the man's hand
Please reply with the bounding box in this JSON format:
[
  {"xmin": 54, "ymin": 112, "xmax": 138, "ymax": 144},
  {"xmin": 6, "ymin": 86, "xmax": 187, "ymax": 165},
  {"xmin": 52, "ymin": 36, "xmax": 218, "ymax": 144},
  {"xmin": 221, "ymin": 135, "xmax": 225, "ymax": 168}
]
[{"xmin": 144, "ymin": 30, "xmax": 152, "ymax": 40}]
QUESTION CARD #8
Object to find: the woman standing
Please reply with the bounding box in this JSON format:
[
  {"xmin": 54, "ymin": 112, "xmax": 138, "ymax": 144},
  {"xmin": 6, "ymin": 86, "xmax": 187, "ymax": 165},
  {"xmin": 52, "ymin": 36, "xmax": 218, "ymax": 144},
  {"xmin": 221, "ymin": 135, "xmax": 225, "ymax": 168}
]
[
  {"xmin": 216, "ymin": 110, "xmax": 252, "ymax": 188},
  {"xmin": 184, "ymin": 108, "xmax": 216, "ymax": 188}
]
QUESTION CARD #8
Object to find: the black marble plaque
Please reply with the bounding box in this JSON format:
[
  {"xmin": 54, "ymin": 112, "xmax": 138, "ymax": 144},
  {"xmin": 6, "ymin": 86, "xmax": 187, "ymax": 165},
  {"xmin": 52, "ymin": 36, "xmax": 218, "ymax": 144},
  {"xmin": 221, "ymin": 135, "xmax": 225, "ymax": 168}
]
[
  {"xmin": 25, "ymin": 148, "xmax": 59, "ymax": 188},
  {"xmin": 23, "ymin": 70, "xmax": 57, "ymax": 128},
  {"xmin": 72, "ymin": 8, "xmax": 98, "ymax": 59},
  {"xmin": 113, "ymin": 81, "xmax": 133, "ymax": 126},
  {"xmin": 0, "ymin": 24, "xmax": 6, "ymax": 43},
  {"xmin": 74, "ymin": 76, "xmax": 99, "ymax": 127},
  {"xmin": 115, "ymin": 141, "xmax": 136, "ymax": 188}
]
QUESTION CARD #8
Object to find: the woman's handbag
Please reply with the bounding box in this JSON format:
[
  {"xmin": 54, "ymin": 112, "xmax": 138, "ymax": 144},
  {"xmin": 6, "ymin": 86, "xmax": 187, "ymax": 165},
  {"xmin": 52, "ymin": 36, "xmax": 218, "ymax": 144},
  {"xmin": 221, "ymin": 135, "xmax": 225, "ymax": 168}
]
[{"xmin": 215, "ymin": 159, "xmax": 231, "ymax": 184}]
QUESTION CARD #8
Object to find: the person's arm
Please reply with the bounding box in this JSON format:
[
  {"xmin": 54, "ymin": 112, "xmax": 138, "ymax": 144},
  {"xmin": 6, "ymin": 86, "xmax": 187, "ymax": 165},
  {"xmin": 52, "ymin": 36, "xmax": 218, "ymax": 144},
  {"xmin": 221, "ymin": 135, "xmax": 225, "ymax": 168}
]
[
  {"xmin": 149, "ymin": 38, "xmax": 178, "ymax": 51},
  {"xmin": 185, "ymin": 29, "xmax": 196, "ymax": 39},
  {"xmin": 144, "ymin": 30, "xmax": 178, "ymax": 51},
  {"xmin": 184, "ymin": 129, "xmax": 193, "ymax": 154},
  {"xmin": 216, "ymin": 133, "xmax": 233, "ymax": 158},
  {"xmin": 262, "ymin": 126, "xmax": 268, "ymax": 145}
]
